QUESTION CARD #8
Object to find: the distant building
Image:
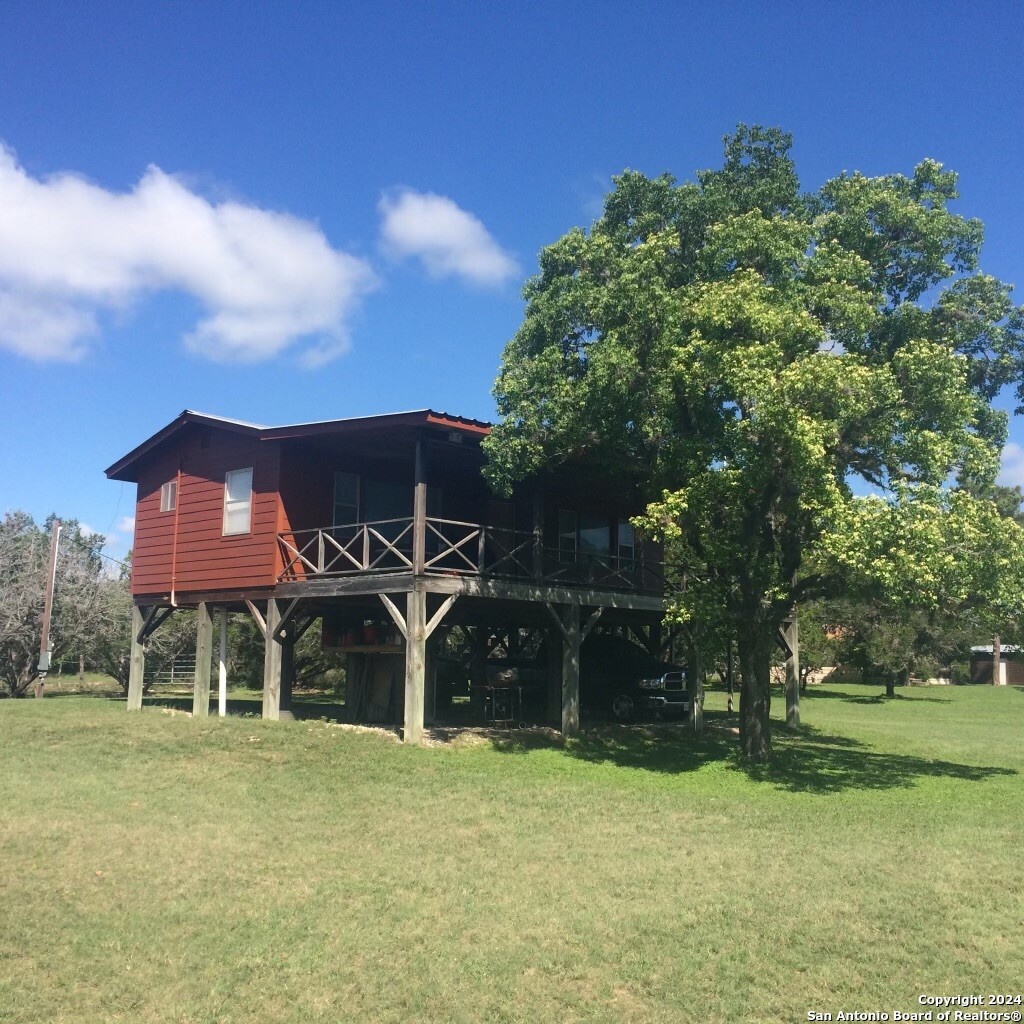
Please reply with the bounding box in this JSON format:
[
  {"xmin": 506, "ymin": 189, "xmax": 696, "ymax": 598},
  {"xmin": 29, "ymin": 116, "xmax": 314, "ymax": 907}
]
[{"xmin": 969, "ymin": 645, "xmax": 1023, "ymax": 685}]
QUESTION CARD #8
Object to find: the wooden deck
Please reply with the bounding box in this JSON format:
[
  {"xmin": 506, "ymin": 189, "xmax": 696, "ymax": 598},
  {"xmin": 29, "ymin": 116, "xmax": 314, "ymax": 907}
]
[{"xmin": 277, "ymin": 516, "xmax": 669, "ymax": 596}]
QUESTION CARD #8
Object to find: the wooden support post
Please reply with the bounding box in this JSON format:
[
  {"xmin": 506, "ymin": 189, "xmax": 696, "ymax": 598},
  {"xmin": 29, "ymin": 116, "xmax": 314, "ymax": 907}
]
[
  {"xmin": 280, "ymin": 633, "xmax": 295, "ymax": 719},
  {"xmin": 689, "ymin": 646, "xmax": 705, "ymax": 735},
  {"xmin": 192, "ymin": 602, "xmax": 213, "ymax": 718},
  {"xmin": 532, "ymin": 488, "xmax": 544, "ymax": 580},
  {"xmin": 127, "ymin": 604, "xmax": 146, "ymax": 712},
  {"xmin": 425, "ymin": 642, "xmax": 437, "ymax": 727},
  {"xmin": 404, "ymin": 589, "xmax": 427, "ymax": 743},
  {"xmin": 262, "ymin": 599, "xmax": 283, "ymax": 720},
  {"xmin": 784, "ymin": 614, "xmax": 800, "ymax": 727},
  {"xmin": 470, "ymin": 625, "xmax": 487, "ymax": 722},
  {"xmin": 561, "ymin": 603, "xmax": 581, "ymax": 736},
  {"xmin": 545, "ymin": 603, "xmax": 599, "ymax": 736},
  {"xmin": 218, "ymin": 608, "xmax": 228, "ymax": 717},
  {"xmin": 546, "ymin": 625, "xmax": 562, "ymax": 728},
  {"xmin": 412, "ymin": 435, "xmax": 427, "ymax": 576}
]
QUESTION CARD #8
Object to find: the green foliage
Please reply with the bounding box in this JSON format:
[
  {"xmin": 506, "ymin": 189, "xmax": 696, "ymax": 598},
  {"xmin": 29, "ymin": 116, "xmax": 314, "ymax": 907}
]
[
  {"xmin": 225, "ymin": 612, "xmax": 345, "ymax": 692},
  {"xmin": 484, "ymin": 125, "xmax": 1024, "ymax": 759},
  {"xmin": 822, "ymin": 598, "xmax": 977, "ymax": 689},
  {"xmin": 794, "ymin": 601, "xmax": 843, "ymax": 677},
  {"xmin": 0, "ymin": 512, "xmax": 110, "ymax": 697}
]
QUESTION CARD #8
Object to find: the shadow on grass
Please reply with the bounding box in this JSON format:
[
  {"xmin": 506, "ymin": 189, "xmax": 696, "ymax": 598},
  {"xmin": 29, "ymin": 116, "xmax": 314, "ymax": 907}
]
[
  {"xmin": 109, "ymin": 693, "xmax": 351, "ymax": 723},
  {"xmin": 744, "ymin": 723, "xmax": 1016, "ymax": 793},
  {"xmin": 805, "ymin": 687, "xmax": 951, "ymax": 705},
  {"xmin": 38, "ymin": 688, "xmax": 123, "ymax": 699},
  {"xmin": 489, "ymin": 711, "xmax": 1016, "ymax": 794}
]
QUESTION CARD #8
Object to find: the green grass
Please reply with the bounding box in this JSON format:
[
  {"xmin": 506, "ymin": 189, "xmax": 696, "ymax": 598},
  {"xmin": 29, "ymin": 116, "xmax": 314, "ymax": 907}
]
[
  {"xmin": 41, "ymin": 674, "xmax": 348, "ymax": 716},
  {"xmin": 1, "ymin": 684, "xmax": 1021, "ymax": 1023}
]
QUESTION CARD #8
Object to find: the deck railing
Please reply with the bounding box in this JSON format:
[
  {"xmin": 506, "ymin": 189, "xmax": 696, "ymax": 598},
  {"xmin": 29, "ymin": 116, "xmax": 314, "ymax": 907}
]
[
  {"xmin": 277, "ymin": 516, "xmax": 668, "ymax": 593},
  {"xmin": 278, "ymin": 518, "xmax": 414, "ymax": 579}
]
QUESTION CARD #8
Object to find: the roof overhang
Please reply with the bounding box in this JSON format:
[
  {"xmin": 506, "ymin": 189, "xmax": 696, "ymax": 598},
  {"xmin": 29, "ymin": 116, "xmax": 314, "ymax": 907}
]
[{"xmin": 105, "ymin": 408, "xmax": 492, "ymax": 482}]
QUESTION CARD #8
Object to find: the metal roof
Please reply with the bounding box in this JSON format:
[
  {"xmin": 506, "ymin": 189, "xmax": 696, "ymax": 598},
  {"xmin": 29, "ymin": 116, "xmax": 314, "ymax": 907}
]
[{"xmin": 181, "ymin": 410, "xmax": 268, "ymax": 429}]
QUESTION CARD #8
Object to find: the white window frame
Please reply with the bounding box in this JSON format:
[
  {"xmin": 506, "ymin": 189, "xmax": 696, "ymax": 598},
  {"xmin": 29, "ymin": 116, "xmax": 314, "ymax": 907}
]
[
  {"xmin": 159, "ymin": 479, "xmax": 177, "ymax": 513},
  {"xmin": 223, "ymin": 467, "xmax": 253, "ymax": 536}
]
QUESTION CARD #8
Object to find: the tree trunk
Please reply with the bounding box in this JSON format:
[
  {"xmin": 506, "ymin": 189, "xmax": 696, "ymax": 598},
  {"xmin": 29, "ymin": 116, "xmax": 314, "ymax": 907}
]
[
  {"xmin": 737, "ymin": 622, "xmax": 773, "ymax": 762},
  {"xmin": 992, "ymin": 635, "xmax": 1001, "ymax": 686},
  {"xmin": 885, "ymin": 673, "xmax": 896, "ymax": 698}
]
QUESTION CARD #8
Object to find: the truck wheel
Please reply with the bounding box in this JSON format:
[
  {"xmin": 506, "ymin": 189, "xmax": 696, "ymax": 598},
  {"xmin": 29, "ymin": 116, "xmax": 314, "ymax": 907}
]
[{"xmin": 611, "ymin": 694, "xmax": 635, "ymax": 721}]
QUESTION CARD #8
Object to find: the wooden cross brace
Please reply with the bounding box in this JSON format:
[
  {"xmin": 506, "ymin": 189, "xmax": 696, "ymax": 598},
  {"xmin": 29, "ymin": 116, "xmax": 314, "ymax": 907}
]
[
  {"xmin": 135, "ymin": 605, "xmax": 174, "ymax": 644},
  {"xmin": 378, "ymin": 592, "xmax": 459, "ymax": 642},
  {"xmin": 545, "ymin": 603, "xmax": 603, "ymax": 643}
]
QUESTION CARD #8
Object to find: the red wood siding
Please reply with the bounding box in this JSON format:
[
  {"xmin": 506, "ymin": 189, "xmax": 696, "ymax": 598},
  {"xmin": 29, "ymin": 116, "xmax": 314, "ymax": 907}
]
[
  {"xmin": 132, "ymin": 429, "xmax": 281, "ymax": 597},
  {"xmin": 277, "ymin": 443, "xmax": 434, "ymax": 534},
  {"xmin": 277, "ymin": 443, "xmax": 335, "ymax": 535}
]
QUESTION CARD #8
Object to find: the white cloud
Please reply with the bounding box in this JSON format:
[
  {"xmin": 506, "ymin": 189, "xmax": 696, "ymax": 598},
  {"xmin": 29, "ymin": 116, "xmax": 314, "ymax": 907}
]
[
  {"xmin": 0, "ymin": 145, "xmax": 376, "ymax": 363},
  {"xmin": 116, "ymin": 516, "xmax": 136, "ymax": 535},
  {"xmin": 998, "ymin": 442, "xmax": 1024, "ymax": 487},
  {"xmin": 379, "ymin": 189, "xmax": 518, "ymax": 287}
]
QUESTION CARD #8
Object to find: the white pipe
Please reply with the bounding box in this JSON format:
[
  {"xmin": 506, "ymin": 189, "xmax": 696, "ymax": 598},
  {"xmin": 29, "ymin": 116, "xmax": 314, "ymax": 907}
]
[{"xmin": 218, "ymin": 608, "xmax": 228, "ymax": 717}]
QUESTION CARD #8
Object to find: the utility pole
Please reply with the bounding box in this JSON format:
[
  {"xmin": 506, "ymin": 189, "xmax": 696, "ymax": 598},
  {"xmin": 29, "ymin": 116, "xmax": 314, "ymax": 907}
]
[{"xmin": 35, "ymin": 519, "xmax": 62, "ymax": 699}]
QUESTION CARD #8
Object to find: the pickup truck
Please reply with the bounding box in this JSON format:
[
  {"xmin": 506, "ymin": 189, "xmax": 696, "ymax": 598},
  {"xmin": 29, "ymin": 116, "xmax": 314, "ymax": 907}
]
[{"xmin": 579, "ymin": 634, "xmax": 691, "ymax": 721}]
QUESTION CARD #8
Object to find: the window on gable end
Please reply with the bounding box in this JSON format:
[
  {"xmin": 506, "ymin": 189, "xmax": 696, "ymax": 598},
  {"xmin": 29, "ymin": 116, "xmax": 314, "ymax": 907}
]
[{"xmin": 160, "ymin": 479, "xmax": 177, "ymax": 513}]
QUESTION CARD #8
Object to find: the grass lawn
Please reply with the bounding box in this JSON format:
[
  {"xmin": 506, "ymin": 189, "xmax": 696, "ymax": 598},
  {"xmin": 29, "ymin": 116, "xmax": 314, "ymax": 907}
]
[{"xmin": 1, "ymin": 684, "xmax": 1021, "ymax": 1023}]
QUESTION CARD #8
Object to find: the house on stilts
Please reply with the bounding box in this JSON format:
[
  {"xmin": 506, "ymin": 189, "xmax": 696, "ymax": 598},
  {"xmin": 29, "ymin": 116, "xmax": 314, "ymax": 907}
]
[{"xmin": 105, "ymin": 408, "xmax": 676, "ymax": 741}]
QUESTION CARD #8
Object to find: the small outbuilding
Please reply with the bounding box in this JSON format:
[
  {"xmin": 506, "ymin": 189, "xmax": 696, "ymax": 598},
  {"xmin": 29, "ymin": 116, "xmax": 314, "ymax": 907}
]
[{"xmin": 969, "ymin": 645, "xmax": 1024, "ymax": 685}]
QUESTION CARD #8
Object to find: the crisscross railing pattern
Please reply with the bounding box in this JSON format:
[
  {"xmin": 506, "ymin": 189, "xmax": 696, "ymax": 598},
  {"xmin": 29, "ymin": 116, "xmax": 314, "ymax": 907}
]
[
  {"xmin": 277, "ymin": 516, "xmax": 666, "ymax": 594},
  {"xmin": 278, "ymin": 518, "xmax": 413, "ymax": 580},
  {"xmin": 541, "ymin": 550, "xmax": 649, "ymax": 590},
  {"xmin": 424, "ymin": 518, "xmax": 535, "ymax": 577}
]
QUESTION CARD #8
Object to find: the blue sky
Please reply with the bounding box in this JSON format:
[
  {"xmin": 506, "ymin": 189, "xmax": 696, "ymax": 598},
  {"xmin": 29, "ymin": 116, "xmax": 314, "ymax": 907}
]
[{"xmin": 1, "ymin": 0, "xmax": 1022, "ymax": 558}]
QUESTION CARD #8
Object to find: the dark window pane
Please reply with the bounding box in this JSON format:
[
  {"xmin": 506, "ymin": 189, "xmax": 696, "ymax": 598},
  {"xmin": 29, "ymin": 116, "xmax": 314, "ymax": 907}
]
[
  {"xmin": 333, "ymin": 472, "xmax": 359, "ymax": 526},
  {"xmin": 579, "ymin": 514, "xmax": 610, "ymax": 555},
  {"xmin": 558, "ymin": 509, "xmax": 577, "ymax": 561},
  {"xmin": 364, "ymin": 479, "xmax": 412, "ymax": 521}
]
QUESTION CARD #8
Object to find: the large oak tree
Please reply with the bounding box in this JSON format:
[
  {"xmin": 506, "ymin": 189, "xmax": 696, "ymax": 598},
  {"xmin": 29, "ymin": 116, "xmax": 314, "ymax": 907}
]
[{"xmin": 483, "ymin": 126, "xmax": 1024, "ymax": 760}]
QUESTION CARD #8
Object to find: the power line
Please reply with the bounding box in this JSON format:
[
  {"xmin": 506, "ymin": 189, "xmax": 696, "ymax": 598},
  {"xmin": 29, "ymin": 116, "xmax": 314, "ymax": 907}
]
[{"xmin": 98, "ymin": 551, "xmax": 130, "ymax": 570}]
